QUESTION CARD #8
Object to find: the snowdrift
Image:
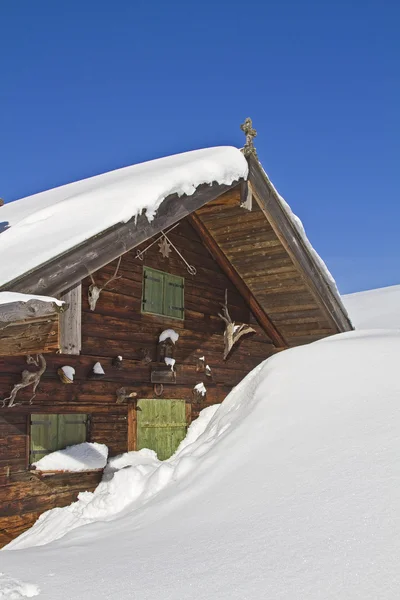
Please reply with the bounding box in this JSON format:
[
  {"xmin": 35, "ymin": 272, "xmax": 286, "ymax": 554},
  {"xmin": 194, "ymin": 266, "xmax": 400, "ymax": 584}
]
[
  {"xmin": 2, "ymin": 330, "xmax": 400, "ymax": 599},
  {"xmin": 344, "ymin": 284, "xmax": 400, "ymax": 329}
]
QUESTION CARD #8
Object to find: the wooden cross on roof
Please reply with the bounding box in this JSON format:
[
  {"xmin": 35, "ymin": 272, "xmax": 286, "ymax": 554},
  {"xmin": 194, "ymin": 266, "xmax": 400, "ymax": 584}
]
[{"xmin": 240, "ymin": 118, "xmax": 257, "ymax": 157}]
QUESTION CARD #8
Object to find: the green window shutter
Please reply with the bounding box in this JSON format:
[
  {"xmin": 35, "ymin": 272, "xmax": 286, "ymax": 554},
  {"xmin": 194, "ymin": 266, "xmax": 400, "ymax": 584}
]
[
  {"xmin": 30, "ymin": 414, "xmax": 58, "ymax": 462},
  {"xmin": 142, "ymin": 267, "xmax": 164, "ymax": 315},
  {"xmin": 137, "ymin": 399, "xmax": 187, "ymax": 461},
  {"xmin": 164, "ymin": 274, "xmax": 184, "ymax": 319},
  {"xmin": 30, "ymin": 413, "xmax": 88, "ymax": 464},
  {"xmin": 57, "ymin": 414, "xmax": 87, "ymax": 448}
]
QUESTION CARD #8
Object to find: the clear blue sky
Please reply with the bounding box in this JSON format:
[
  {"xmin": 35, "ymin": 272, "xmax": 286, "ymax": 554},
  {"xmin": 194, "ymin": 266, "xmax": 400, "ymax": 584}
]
[{"xmin": 1, "ymin": 0, "xmax": 399, "ymax": 294}]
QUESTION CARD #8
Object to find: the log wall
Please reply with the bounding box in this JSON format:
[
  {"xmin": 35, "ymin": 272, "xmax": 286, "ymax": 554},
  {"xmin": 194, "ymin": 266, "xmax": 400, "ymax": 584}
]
[{"xmin": 0, "ymin": 217, "xmax": 274, "ymax": 546}]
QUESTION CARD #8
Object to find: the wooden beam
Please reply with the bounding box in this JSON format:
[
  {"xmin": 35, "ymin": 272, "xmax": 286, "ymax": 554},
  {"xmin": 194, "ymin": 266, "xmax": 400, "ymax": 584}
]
[
  {"xmin": 4, "ymin": 180, "xmax": 243, "ymax": 297},
  {"xmin": 189, "ymin": 213, "xmax": 287, "ymax": 348},
  {"xmin": 0, "ymin": 299, "xmax": 64, "ymax": 330},
  {"xmin": 59, "ymin": 283, "xmax": 82, "ymax": 355},
  {"xmin": 247, "ymin": 154, "xmax": 353, "ymax": 333}
]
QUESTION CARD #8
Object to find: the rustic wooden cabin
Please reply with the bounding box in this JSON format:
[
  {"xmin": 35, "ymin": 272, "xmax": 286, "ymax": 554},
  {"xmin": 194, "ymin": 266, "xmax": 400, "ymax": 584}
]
[{"xmin": 0, "ymin": 121, "xmax": 352, "ymax": 546}]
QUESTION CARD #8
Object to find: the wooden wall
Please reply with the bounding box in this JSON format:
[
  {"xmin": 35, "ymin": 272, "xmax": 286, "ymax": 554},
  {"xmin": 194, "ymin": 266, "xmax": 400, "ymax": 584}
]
[{"xmin": 0, "ymin": 217, "xmax": 274, "ymax": 546}]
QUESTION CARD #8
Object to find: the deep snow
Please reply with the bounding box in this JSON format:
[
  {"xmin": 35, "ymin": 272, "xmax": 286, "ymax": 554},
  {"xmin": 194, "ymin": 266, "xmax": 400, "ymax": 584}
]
[
  {"xmin": 343, "ymin": 284, "xmax": 400, "ymax": 329},
  {"xmin": 2, "ymin": 330, "xmax": 400, "ymax": 599}
]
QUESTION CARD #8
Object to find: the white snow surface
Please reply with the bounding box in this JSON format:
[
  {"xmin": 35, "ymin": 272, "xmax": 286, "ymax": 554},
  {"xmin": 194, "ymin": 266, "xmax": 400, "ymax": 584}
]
[
  {"xmin": 158, "ymin": 328, "xmax": 179, "ymax": 344},
  {"xmin": 343, "ymin": 284, "xmax": 400, "ymax": 329},
  {"xmin": 0, "ymin": 292, "xmax": 63, "ymax": 307},
  {"xmin": 0, "ymin": 574, "xmax": 39, "ymax": 599},
  {"xmin": 32, "ymin": 442, "xmax": 108, "ymax": 472},
  {"xmin": 2, "ymin": 330, "xmax": 400, "ymax": 599},
  {"xmin": 0, "ymin": 146, "xmax": 247, "ymax": 287}
]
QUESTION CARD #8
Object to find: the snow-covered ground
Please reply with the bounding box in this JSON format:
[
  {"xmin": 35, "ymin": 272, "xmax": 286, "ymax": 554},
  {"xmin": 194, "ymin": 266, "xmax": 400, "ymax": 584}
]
[
  {"xmin": 343, "ymin": 284, "xmax": 400, "ymax": 329},
  {"xmin": 2, "ymin": 328, "xmax": 400, "ymax": 599}
]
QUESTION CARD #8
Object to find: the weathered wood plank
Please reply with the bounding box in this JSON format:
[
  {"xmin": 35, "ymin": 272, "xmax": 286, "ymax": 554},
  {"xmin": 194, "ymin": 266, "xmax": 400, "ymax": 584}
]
[
  {"xmin": 59, "ymin": 283, "xmax": 82, "ymax": 355},
  {"xmin": 190, "ymin": 213, "xmax": 287, "ymax": 348},
  {"xmin": 0, "ymin": 317, "xmax": 59, "ymax": 356}
]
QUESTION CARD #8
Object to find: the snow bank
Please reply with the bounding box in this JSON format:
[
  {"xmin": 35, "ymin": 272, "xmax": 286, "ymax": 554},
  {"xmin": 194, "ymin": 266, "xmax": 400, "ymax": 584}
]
[
  {"xmin": 0, "ymin": 292, "xmax": 63, "ymax": 307},
  {"xmin": 7, "ymin": 406, "xmax": 219, "ymax": 549},
  {"xmin": 0, "ymin": 147, "xmax": 247, "ymax": 287},
  {"xmin": 32, "ymin": 442, "xmax": 108, "ymax": 472},
  {"xmin": 343, "ymin": 284, "xmax": 400, "ymax": 329},
  {"xmin": 2, "ymin": 331, "xmax": 400, "ymax": 599}
]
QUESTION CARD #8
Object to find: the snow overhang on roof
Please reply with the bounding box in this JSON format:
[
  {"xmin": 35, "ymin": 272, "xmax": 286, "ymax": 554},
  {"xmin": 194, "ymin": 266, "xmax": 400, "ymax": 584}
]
[
  {"xmin": 0, "ymin": 146, "xmax": 248, "ymax": 289},
  {"xmin": 0, "ymin": 292, "xmax": 65, "ymax": 328}
]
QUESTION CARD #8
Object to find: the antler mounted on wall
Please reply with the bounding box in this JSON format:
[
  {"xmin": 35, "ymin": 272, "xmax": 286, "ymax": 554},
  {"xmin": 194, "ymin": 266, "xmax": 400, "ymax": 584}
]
[
  {"xmin": 88, "ymin": 256, "xmax": 122, "ymax": 311},
  {"xmin": 218, "ymin": 289, "xmax": 255, "ymax": 360},
  {"xmin": 1, "ymin": 354, "xmax": 47, "ymax": 408}
]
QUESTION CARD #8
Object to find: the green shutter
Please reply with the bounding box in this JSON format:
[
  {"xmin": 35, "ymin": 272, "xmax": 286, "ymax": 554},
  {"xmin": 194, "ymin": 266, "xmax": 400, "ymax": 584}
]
[
  {"xmin": 164, "ymin": 274, "xmax": 184, "ymax": 319},
  {"xmin": 57, "ymin": 414, "xmax": 87, "ymax": 449},
  {"xmin": 30, "ymin": 413, "xmax": 88, "ymax": 465},
  {"xmin": 30, "ymin": 414, "xmax": 58, "ymax": 462},
  {"xmin": 142, "ymin": 267, "xmax": 164, "ymax": 315},
  {"xmin": 137, "ymin": 399, "xmax": 187, "ymax": 461}
]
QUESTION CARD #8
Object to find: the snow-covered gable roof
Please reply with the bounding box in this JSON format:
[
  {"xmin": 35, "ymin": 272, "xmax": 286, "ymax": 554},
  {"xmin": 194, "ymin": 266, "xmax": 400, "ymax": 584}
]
[{"xmin": 0, "ymin": 146, "xmax": 248, "ymax": 288}]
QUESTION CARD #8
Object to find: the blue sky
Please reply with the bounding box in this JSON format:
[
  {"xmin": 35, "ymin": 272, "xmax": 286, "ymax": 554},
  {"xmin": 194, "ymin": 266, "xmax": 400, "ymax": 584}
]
[{"xmin": 0, "ymin": 0, "xmax": 399, "ymax": 294}]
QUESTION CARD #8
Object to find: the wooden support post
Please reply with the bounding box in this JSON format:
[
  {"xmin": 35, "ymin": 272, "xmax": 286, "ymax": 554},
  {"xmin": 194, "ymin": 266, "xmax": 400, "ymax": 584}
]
[
  {"xmin": 59, "ymin": 283, "xmax": 82, "ymax": 355},
  {"xmin": 127, "ymin": 403, "xmax": 137, "ymax": 452}
]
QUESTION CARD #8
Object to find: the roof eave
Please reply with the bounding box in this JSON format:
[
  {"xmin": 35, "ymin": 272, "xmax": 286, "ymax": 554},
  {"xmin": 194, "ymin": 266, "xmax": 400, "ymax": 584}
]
[
  {"xmin": 246, "ymin": 153, "xmax": 353, "ymax": 333},
  {"xmin": 2, "ymin": 179, "xmax": 244, "ymax": 297}
]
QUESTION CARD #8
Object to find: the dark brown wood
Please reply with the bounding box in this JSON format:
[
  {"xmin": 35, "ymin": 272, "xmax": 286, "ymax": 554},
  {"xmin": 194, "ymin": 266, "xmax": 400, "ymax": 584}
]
[
  {"xmin": 3, "ymin": 180, "xmax": 243, "ymax": 296},
  {"xmin": 189, "ymin": 212, "xmax": 287, "ymax": 348},
  {"xmin": 0, "ymin": 317, "xmax": 59, "ymax": 356},
  {"xmin": 247, "ymin": 154, "xmax": 352, "ymax": 333}
]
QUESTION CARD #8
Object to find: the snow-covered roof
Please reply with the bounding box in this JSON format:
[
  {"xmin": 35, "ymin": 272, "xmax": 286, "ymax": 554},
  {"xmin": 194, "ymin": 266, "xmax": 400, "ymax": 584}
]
[{"xmin": 0, "ymin": 146, "xmax": 248, "ymax": 287}]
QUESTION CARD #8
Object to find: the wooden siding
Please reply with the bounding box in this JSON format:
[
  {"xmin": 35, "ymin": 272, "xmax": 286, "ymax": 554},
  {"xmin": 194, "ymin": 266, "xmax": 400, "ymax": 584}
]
[
  {"xmin": 0, "ymin": 315, "xmax": 59, "ymax": 356},
  {"xmin": 0, "ymin": 217, "xmax": 274, "ymax": 546},
  {"xmin": 196, "ymin": 189, "xmax": 339, "ymax": 346}
]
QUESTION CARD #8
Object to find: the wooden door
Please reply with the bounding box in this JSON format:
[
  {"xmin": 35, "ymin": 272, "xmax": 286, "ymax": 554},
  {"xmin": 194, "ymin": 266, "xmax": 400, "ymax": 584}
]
[{"xmin": 136, "ymin": 399, "xmax": 187, "ymax": 460}]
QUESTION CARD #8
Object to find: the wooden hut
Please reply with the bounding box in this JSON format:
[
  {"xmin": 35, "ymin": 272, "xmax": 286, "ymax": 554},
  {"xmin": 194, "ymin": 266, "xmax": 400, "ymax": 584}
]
[{"xmin": 0, "ymin": 121, "xmax": 352, "ymax": 546}]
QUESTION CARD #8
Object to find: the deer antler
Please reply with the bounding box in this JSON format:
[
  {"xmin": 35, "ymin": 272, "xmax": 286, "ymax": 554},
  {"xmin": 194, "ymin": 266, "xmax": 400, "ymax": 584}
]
[
  {"xmin": 218, "ymin": 289, "xmax": 232, "ymax": 325},
  {"xmin": 218, "ymin": 289, "xmax": 255, "ymax": 360},
  {"xmin": 88, "ymin": 256, "xmax": 122, "ymax": 311},
  {"xmin": 2, "ymin": 354, "xmax": 47, "ymax": 408}
]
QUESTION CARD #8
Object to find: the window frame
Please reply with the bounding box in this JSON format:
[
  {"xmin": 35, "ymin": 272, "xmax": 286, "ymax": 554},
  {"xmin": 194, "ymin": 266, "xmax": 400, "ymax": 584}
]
[{"xmin": 142, "ymin": 267, "xmax": 184, "ymax": 320}]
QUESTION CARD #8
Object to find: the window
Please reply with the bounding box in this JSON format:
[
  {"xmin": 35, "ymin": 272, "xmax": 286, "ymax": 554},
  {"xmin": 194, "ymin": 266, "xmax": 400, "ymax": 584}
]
[
  {"xmin": 30, "ymin": 414, "xmax": 88, "ymax": 464},
  {"xmin": 142, "ymin": 267, "xmax": 184, "ymax": 319}
]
